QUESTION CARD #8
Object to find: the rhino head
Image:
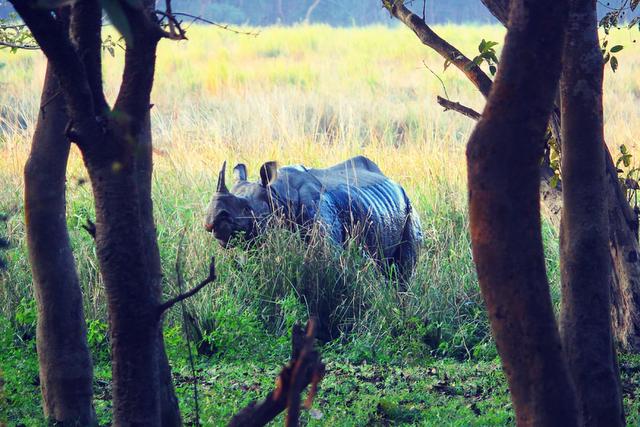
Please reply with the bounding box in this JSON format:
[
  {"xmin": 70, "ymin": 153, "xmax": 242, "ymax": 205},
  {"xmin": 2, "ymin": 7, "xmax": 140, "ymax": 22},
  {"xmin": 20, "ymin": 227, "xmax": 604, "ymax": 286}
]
[{"xmin": 204, "ymin": 161, "xmax": 278, "ymax": 247}]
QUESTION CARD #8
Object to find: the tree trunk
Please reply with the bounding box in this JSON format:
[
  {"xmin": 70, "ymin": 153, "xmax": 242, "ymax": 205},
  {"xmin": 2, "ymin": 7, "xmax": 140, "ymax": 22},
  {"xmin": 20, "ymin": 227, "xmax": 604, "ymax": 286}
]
[
  {"xmin": 558, "ymin": 0, "xmax": 624, "ymax": 423},
  {"xmin": 87, "ymin": 153, "xmax": 163, "ymax": 425},
  {"xmin": 466, "ymin": 0, "xmax": 578, "ymax": 424},
  {"xmin": 25, "ymin": 63, "xmax": 96, "ymax": 424},
  {"xmin": 137, "ymin": 112, "xmax": 182, "ymax": 426},
  {"xmin": 479, "ymin": 0, "xmax": 640, "ymax": 352}
]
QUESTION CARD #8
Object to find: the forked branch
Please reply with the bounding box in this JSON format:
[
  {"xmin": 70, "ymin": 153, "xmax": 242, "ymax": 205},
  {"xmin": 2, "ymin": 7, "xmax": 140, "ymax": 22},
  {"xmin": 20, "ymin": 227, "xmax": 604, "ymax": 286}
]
[{"xmin": 158, "ymin": 256, "xmax": 217, "ymax": 315}]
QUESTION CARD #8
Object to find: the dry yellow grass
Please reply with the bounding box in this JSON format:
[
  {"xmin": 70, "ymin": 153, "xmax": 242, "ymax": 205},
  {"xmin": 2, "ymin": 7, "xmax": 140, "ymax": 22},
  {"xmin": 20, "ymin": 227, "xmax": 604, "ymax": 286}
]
[{"xmin": 1, "ymin": 25, "xmax": 638, "ymax": 207}]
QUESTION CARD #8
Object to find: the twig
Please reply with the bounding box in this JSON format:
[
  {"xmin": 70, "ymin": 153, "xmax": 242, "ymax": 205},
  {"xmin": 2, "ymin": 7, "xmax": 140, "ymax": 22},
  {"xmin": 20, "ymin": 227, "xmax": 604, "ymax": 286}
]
[
  {"xmin": 163, "ymin": 231, "xmax": 213, "ymax": 427},
  {"xmin": 158, "ymin": 255, "xmax": 216, "ymax": 315},
  {"xmin": 423, "ymin": 60, "xmax": 449, "ymax": 100},
  {"xmin": 228, "ymin": 320, "xmax": 325, "ymax": 427},
  {"xmin": 82, "ymin": 218, "xmax": 96, "ymax": 239},
  {"xmin": 436, "ymin": 96, "xmax": 481, "ymax": 121},
  {"xmin": 169, "ymin": 12, "xmax": 260, "ymax": 37}
]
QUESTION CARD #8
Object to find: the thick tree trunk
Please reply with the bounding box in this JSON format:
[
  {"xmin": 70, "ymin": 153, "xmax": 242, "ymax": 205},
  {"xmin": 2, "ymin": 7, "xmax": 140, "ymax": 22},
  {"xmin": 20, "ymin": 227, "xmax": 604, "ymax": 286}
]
[
  {"xmin": 87, "ymin": 154, "xmax": 163, "ymax": 425},
  {"xmin": 558, "ymin": 0, "xmax": 624, "ymax": 423},
  {"xmin": 25, "ymin": 64, "xmax": 96, "ymax": 424},
  {"xmin": 481, "ymin": 0, "xmax": 640, "ymax": 353},
  {"xmin": 466, "ymin": 0, "xmax": 578, "ymax": 424}
]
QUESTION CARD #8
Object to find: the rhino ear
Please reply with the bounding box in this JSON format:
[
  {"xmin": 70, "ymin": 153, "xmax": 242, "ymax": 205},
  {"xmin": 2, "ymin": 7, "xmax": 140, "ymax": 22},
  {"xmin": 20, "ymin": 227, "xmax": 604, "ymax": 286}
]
[
  {"xmin": 260, "ymin": 161, "xmax": 278, "ymax": 187},
  {"xmin": 233, "ymin": 163, "xmax": 247, "ymax": 182}
]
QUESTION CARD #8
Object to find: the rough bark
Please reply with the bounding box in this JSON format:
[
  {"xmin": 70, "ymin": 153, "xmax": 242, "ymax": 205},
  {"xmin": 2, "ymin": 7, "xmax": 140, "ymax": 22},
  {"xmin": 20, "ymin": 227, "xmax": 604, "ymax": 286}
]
[
  {"xmin": 481, "ymin": 0, "xmax": 640, "ymax": 353},
  {"xmin": 466, "ymin": 0, "xmax": 578, "ymax": 424},
  {"xmin": 138, "ymin": 112, "xmax": 182, "ymax": 426},
  {"xmin": 559, "ymin": 1, "xmax": 624, "ymax": 424},
  {"xmin": 25, "ymin": 62, "xmax": 96, "ymax": 424},
  {"xmin": 12, "ymin": 1, "xmax": 184, "ymax": 424}
]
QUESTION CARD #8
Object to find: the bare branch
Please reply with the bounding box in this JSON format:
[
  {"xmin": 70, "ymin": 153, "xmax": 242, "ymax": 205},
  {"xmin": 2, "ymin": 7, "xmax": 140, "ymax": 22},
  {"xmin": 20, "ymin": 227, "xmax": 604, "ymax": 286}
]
[
  {"xmin": 228, "ymin": 320, "xmax": 325, "ymax": 427},
  {"xmin": 169, "ymin": 12, "xmax": 260, "ymax": 37},
  {"xmin": 383, "ymin": 0, "xmax": 492, "ymax": 98},
  {"xmin": 158, "ymin": 256, "xmax": 217, "ymax": 315},
  {"xmin": 436, "ymin": 96, "xmax": 481, "ymax": 121},
  {"xmin": 0, "ymin": 40, "xmax": 39, "ymax": 49}
]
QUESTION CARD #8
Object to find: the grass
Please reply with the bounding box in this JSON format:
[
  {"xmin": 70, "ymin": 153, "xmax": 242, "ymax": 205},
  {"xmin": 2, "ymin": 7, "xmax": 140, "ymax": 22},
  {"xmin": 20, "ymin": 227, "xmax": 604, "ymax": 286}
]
[{"xmin": 0, "ymin": 23, "xmax": 639, "ymax": 425}]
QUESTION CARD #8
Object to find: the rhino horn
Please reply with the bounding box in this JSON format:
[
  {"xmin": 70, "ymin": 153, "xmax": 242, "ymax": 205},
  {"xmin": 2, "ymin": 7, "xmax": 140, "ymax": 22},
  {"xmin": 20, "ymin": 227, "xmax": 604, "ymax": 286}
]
[{"xmin": 217, "ymin": 161, "xmax": 229, "ymax": 193}]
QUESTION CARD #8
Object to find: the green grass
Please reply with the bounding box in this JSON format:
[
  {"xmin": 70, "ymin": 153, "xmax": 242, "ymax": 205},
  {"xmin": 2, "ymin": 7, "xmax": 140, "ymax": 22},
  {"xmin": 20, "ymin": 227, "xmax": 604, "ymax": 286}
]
[{"xmin": 1, "ymin": 23, "xmax": 639, "ymax": 425}]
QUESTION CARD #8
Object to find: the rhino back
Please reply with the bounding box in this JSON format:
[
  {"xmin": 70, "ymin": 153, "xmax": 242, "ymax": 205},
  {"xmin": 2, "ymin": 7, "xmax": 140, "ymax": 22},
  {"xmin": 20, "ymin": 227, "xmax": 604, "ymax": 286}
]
[{"xmin": 322, "ymin": 178, "xmax": 411, "ymax": 258}]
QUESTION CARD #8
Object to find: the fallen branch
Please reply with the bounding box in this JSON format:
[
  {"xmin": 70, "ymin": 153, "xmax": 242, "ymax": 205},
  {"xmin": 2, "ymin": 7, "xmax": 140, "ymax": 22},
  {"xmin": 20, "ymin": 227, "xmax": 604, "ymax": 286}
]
[
  {"xmin": 436, "ymin": 96, "xmax": 481, "ymax": 121},
  {"xmin": 228, "ymin": 320, "xmax": 325, "ymax": 427}
]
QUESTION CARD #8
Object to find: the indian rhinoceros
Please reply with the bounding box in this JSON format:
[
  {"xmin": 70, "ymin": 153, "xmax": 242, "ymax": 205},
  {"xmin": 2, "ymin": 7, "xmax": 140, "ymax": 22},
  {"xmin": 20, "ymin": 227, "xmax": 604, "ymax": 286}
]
[{"xmin": 204, "ymin": 156, "xmax": 422, "ymax": 279}]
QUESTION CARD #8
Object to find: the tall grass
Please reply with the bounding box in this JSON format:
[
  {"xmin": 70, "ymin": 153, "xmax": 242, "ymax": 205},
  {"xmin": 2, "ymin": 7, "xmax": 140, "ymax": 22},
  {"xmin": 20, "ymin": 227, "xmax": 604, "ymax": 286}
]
[{"xmin": 0, "ymin": 24, "xmax": 637, "ymax": 360}]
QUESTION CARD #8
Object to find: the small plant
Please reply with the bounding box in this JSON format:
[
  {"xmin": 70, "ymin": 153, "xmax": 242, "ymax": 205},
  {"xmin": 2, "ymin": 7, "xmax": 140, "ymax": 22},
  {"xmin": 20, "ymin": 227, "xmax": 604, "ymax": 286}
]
[{"xmin": 470, "ymin": 39, "xmax": 499, "ymax": 76}]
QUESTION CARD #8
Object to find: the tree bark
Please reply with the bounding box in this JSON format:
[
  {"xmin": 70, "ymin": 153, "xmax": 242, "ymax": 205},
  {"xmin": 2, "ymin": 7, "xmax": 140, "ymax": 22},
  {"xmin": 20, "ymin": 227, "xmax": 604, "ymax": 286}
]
[
  {"xmin": 559, "ymin": 1, "xmax": 624, "ymax": 424},
  {"xmin": 481, "ymin": 0, "xmax": 640, "ymax": 354},
  {"xmin": 25, "ymin": 62, "xmax": 96, "ymax": 425},
  {"xmin": 138, "ymin": 112, "xmax": 183, "ymax": 426},
  {"xmin": 466, "ymin": 0, "xmax": 578, "ymax": 424},
  {"xmin": 480, "ymin": 0, "xmax": 510, "ymax": 23}
]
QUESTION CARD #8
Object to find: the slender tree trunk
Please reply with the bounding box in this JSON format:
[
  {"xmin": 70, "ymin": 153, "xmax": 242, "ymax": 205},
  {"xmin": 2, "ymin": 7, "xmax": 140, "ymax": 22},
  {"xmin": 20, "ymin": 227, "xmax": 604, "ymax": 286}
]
[
  {"xmin": 466, "ymin": 0, "xmax": 578, "ymax": 424},
  {"xmin": 25, "ymin": 64, "xmax": 96, "ymax": 424},
  {"xmin": 559, "ymin": 1, "xmax": 624, "ymax": 424},
  {"xmin": 137, "ymin": 112, "xmax": 182, "ymax": 426}
]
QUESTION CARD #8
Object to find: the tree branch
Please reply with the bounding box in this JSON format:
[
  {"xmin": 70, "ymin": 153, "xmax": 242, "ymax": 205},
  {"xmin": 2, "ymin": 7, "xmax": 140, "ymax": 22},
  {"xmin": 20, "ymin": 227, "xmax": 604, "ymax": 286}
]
[
  {"xmin": 436, "ymin": 96, "xmax": 481, "ymax": 120},
  {"xmin": 112, "ymin": 0, "xmax": 161, "ymax": 126},
  {"xmin": 480, "ymin": 0, "xmax": 510, "ymax": 25},
  {"xmin": 383, "ymin": 0, "xmax": 493, "ymax": 98},
  {"xmin": 9, "ymin": 3, "xmax": 100, "ymax": 147},
  {"xmin": 0, "ymin": 40, "xmax": 39, "ymax": 49},
  {"xmin": 158, "ymin": 256, "xmax": 217, "ymax": 315},
  {"xmin": 228, "ymin": 320, "xmax": 325, "ymax": 427},
  {"xmin": 70, "ymin": 0, "xmax": 109, "ymax": 114}
]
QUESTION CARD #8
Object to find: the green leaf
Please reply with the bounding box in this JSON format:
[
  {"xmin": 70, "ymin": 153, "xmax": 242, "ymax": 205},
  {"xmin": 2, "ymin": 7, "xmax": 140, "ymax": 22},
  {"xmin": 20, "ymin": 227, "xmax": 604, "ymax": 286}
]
[
  {"xmin": 611, "ymin": 56, "xmax": 619, "ymax": 72},
  {"xmin": 489, "ymin": 65, "xmax": 496, "ymax": 76},
  {"xmin": 621, "ymin": 144, "xmax": 628, "ymax": 155},
  {"xmin": 610, "ymin": 45, "xmax": 624, "ymax": 53},
  {"xmin": 101, "ymin": 0, "xmax": 133, "ymax": 46}
]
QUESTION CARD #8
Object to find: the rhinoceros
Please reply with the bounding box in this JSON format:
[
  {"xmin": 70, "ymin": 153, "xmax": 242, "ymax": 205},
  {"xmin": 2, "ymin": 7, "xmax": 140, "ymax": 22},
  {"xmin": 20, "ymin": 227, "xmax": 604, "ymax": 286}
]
[{"xmin": 204, "ymin": 156, "xmax": 422, "ymax": 279}]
